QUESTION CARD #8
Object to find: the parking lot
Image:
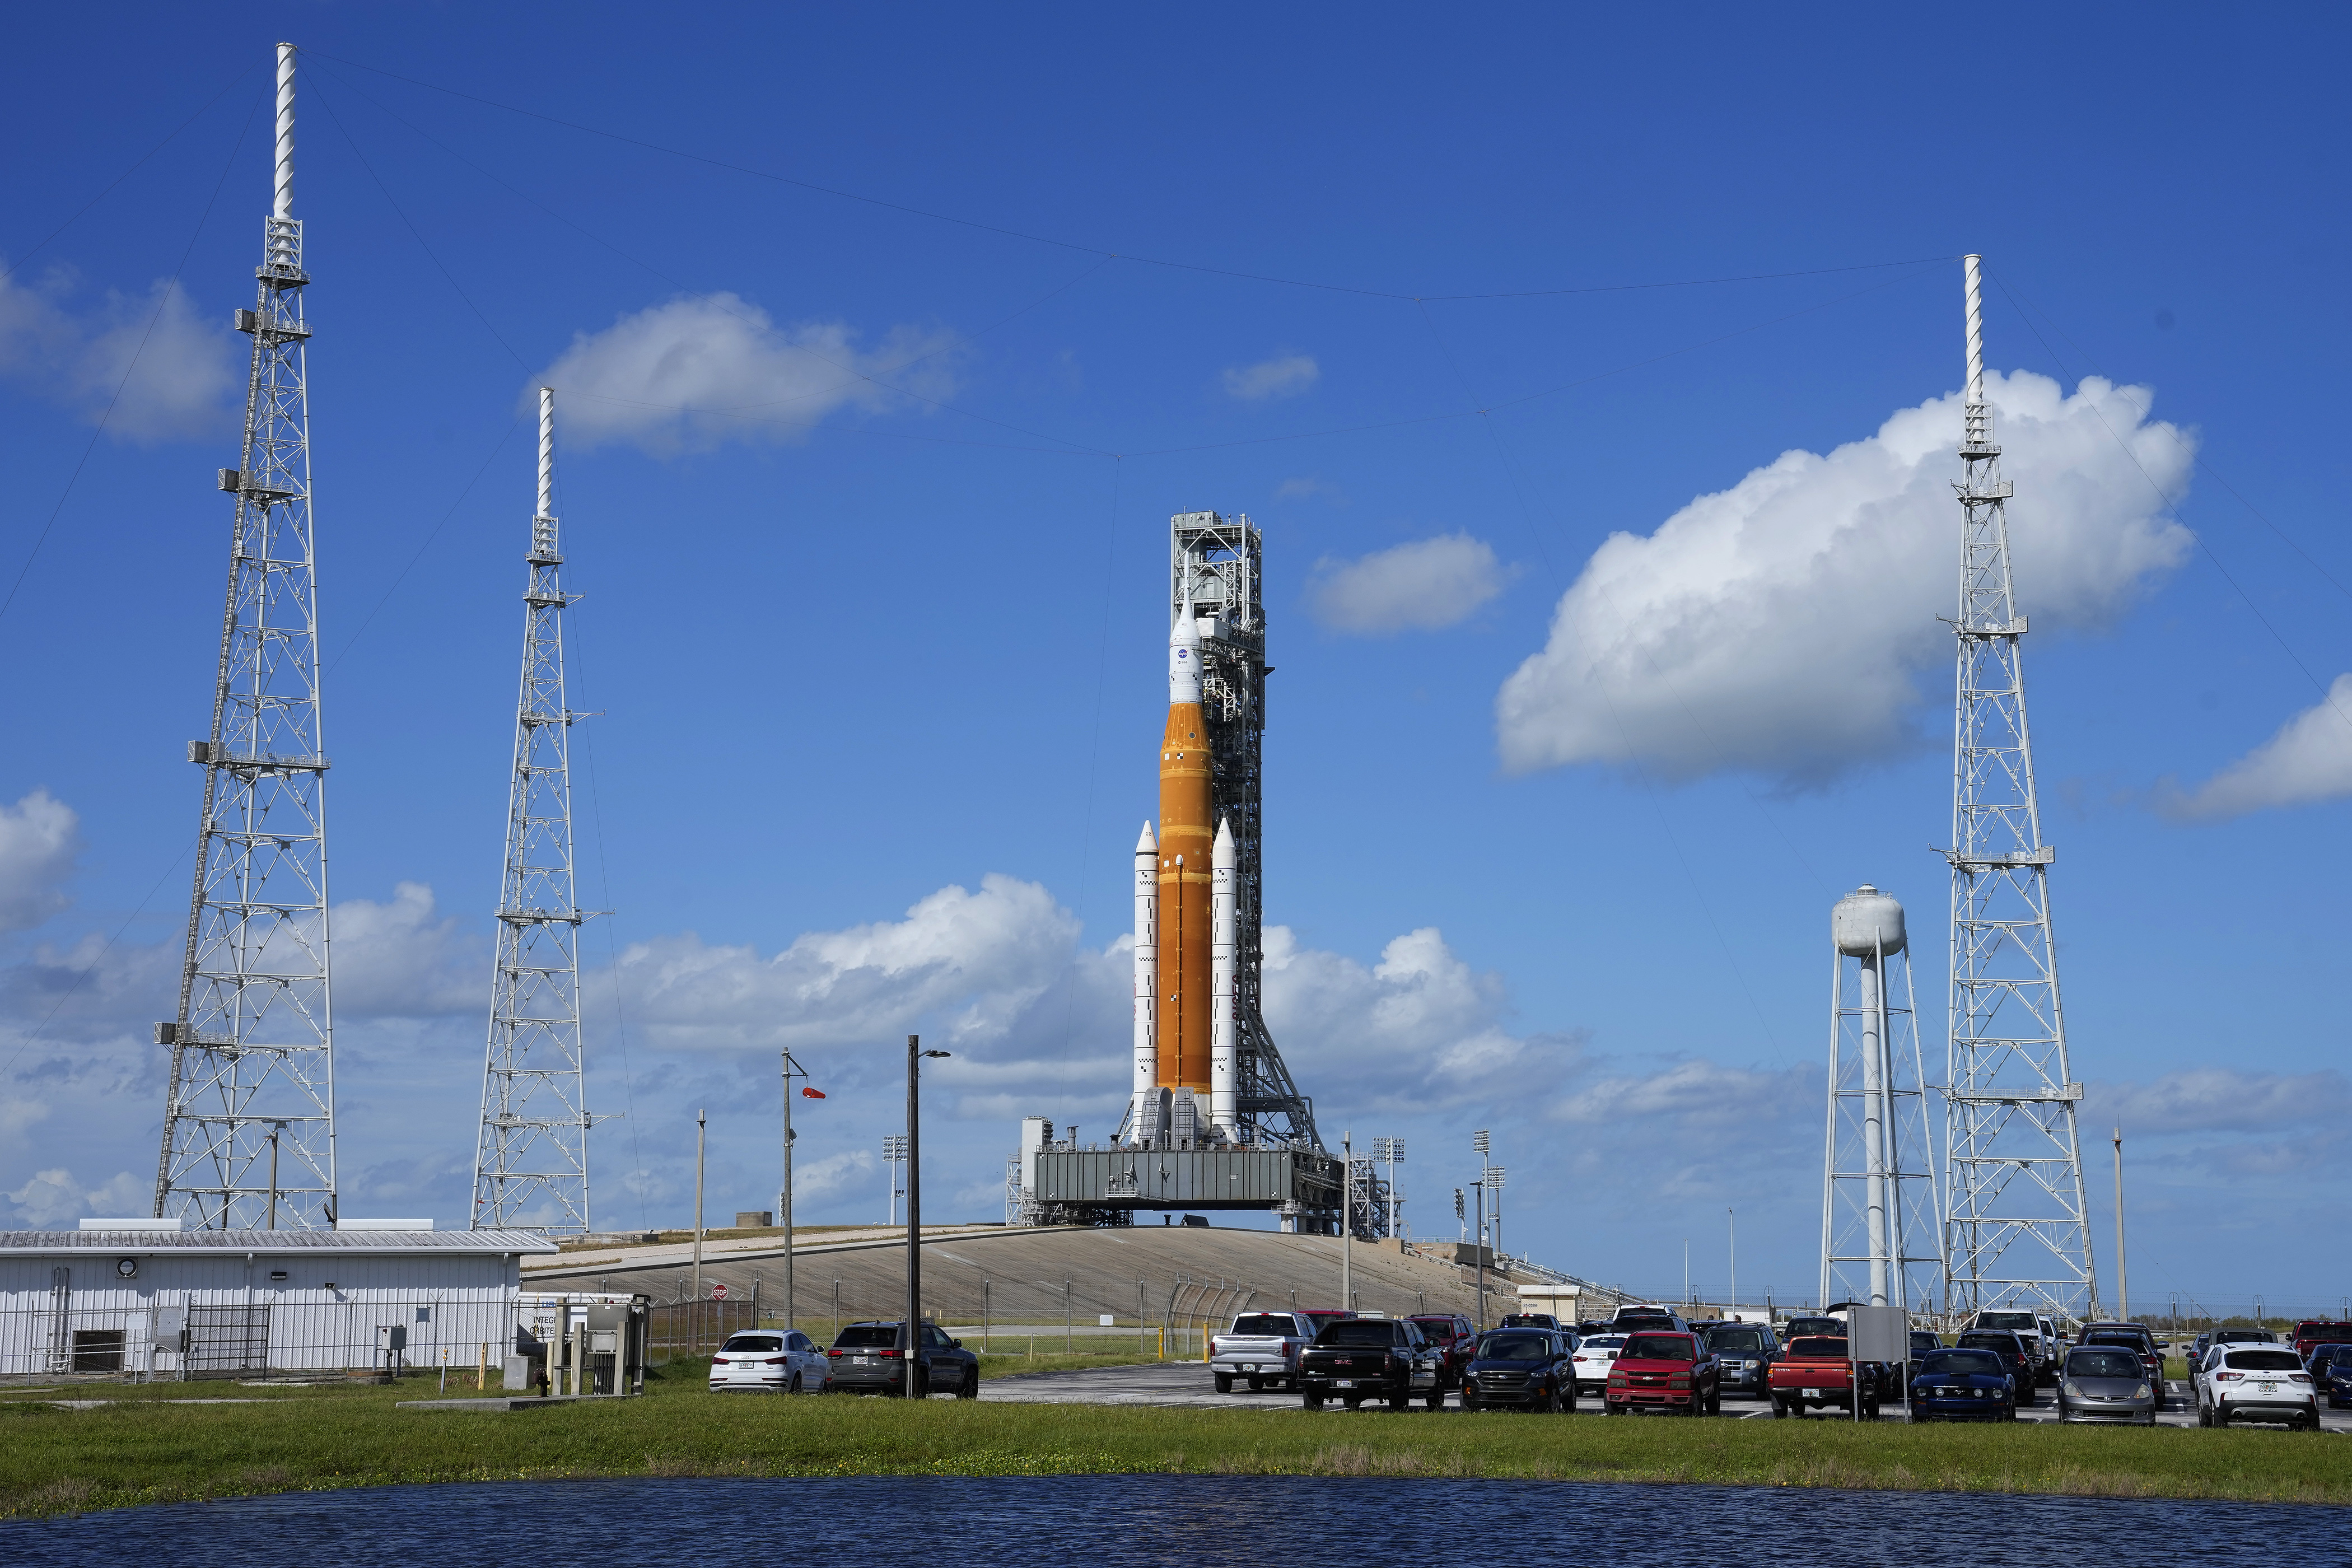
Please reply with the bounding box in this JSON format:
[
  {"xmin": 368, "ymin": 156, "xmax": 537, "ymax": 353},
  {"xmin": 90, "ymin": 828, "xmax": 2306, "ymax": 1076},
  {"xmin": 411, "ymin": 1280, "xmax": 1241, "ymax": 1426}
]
[{"xmin": 974, "ymin": 1364, "xmax": 2351, "ymax": 1431}]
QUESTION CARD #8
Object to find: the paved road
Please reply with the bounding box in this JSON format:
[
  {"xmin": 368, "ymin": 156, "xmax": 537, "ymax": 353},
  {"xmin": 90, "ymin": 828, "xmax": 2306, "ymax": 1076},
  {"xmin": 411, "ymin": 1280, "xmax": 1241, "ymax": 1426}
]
[{"xmin": 976, "ymin": 1364, "xmax": 2351, "ymax": 1431}]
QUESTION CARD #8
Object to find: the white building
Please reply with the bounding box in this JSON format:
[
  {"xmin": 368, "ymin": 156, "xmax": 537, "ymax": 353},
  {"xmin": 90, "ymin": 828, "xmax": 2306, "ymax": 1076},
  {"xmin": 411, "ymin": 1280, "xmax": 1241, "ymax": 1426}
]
[{"xmin": 0, "ymin": 1220, "xmax": 557, "ymax": 1379}]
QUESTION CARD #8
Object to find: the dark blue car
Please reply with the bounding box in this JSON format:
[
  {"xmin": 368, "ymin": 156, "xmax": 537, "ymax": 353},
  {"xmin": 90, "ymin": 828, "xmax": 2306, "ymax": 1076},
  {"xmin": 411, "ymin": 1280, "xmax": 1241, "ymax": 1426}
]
[
  {"xmin": 2310, "ymin": 1344, "xmax": 2352, "ymax": 1410},
  {"xmin": 1908, "ymin": 1347, "xmax": 2016, "ymax": 1422}
]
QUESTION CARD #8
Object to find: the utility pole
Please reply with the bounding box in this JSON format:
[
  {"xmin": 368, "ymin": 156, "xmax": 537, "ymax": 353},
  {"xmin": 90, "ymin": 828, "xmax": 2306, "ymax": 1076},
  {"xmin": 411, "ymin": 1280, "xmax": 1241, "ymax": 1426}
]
[
  {"xmin": 471, "ymin": 386, "xmax": 592, "ymax": 1235},
  {"xmin": 1942, "ymin": 254, "xmax": 2096, "ymax": 1324},
  {"xmin": 1729, "ymin": 1207, "xmax": 1736, "ymax": 1317},
  {"xmin": 906, "ymin": 1035, "xmax": 949, "ymax": 1397},
  {"xmin": 156, "ymin": 41, "xmax": 338, "ymax": 1230}
]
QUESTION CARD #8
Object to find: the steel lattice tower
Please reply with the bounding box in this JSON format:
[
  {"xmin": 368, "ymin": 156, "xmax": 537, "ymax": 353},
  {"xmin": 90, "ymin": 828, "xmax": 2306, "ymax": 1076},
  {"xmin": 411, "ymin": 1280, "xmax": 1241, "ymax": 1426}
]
[
  {"xmin": 471, "ymin": 389, "xmax": 592, "ymax": 1235},
  {"xmin": 1940, "ymin": 255, "xmax": 2097, "ymax": 1320},
  {"xmin": 155, "ymin": 44, "xmax": 339, "ymax": 1230}
]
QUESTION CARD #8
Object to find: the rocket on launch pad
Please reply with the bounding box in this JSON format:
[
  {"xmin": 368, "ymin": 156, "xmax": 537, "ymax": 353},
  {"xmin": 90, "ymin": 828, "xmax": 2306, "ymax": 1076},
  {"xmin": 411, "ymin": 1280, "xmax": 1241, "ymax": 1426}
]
[{"xmin": 1130, "ymin": 603, "xmax": 1238, "ymax": 1145}]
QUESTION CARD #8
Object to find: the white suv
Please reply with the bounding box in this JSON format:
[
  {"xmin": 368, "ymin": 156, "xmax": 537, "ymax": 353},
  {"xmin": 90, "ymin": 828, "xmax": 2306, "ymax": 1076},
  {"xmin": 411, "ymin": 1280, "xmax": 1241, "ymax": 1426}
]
[
  {"xmin": 709, "ymin": 1328, "xmax": 828, "ymax": 1394},
  {"xmin": 1570, "ymin": 1333, "xmax": 1625, "ymax": 1397},
  {"xmin": 2196, "ymin": 1345, "xmax": 2318, "ymax": 1429}
]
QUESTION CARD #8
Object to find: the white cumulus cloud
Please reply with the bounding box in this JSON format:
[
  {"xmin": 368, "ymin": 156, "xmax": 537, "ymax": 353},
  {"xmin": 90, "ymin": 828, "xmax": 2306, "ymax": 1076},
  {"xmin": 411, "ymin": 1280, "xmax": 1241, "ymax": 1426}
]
[
  {"xmin": 534, "ymin": 293, "xmax": 959, "ymax": 453},
  {"xmin": 1222, "ymin": 352, "xmax": 1318, "ymax": 401},
  {"xmin": 1308, "ymin": 533, "xmax": 1508, "ymax": 634},
  {"xmin": 0, "ymin": 789, "xmax": 78, "ymax": 932},
  {"xmin": 331, "ymin": 881, "xmax": 481, "ymax": 1018},
  {"xmin": 0, "ymin": 267, "xmax": 236, "ymax": 442},
  {"xmin": 2162, "ymin": 675, "xmax": 2352, "ymax": 820},
  {"xmin": 614, "ymin": 874, "xmax": 1090, "ymax": 1057},
  {"xmin": 1495, "ymin": 370, "xmax": 2195, "ymax": 785},
  {"xmin": 1263, "ymin": 924, "xmax": 1542, "ymax": 1098},
  {"xmin": 4, "ymin": 1166, "xmax": 144, "ymax": 1227}
]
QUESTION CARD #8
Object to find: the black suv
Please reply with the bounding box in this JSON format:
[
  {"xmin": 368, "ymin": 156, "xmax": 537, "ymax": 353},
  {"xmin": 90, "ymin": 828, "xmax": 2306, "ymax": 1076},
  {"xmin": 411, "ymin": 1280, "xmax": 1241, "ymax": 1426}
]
[
  {"xmin": 825, "ymin": 1319, "xmax": 979, "ymax": 1398},
  {"xmin": 1954, "ymin": 1329, "xmax": 2036, "ymax": 1405},
  {"xmin": 1701, "ymin": 1320, "xmax": 1781, "ymax": 1400},
  {"xmin": 1463, "ymin": 1328, "xmax": 1578, "ymax": 1412}
]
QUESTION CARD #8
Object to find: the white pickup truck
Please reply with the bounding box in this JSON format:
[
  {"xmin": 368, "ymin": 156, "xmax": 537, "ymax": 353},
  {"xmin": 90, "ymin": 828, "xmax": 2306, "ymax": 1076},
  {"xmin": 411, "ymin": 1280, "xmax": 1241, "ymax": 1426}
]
[{"xmin": 1208, "ymin": 1310, "xmax": 1318, "ymax": 1393}]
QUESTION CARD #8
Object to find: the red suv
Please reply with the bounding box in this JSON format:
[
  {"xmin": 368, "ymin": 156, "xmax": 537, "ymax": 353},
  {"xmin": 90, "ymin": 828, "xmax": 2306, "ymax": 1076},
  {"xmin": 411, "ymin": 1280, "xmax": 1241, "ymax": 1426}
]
[
  {"xmin": 1606, "ymin": 1330, "xmax": 1720, "ymax": 1416},
  {"xmin": 1407, "ymin": 1314, "xmax": 1477, "ymax": 1387}
]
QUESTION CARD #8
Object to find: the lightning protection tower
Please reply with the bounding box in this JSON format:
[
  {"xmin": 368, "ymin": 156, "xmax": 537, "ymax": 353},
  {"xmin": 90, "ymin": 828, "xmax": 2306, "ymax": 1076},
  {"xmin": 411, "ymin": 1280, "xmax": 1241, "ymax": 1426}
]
[
  {"xmin": 1822, "ymin": 886, "xmax": 1944, "ymax": 1314},
  {"xmin": 471, "ymin": 389, "xmax": 592, "ymax": 1235},
  {"xmin": 1941, "ymin": 255, "xmax": 2097, "ymax": 1321},
  {"xmin": 155, "ymin": 44, "xmax": 339, "ymax": 1229}
]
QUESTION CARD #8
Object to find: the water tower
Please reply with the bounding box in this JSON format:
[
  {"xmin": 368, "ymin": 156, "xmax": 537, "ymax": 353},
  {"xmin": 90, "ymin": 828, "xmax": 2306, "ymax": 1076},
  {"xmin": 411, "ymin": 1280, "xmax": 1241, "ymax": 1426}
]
[{"xmin": 1821, "ymin": 886, "xmax": 1945, "ymax": 1313}]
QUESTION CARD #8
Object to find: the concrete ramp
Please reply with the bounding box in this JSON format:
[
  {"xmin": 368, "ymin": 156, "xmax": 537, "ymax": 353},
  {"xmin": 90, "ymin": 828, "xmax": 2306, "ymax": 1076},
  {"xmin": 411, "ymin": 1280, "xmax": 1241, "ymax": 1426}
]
[{"xmin": 526, "ymin": 1224, "xmax": 1502, "ymax": 1331}]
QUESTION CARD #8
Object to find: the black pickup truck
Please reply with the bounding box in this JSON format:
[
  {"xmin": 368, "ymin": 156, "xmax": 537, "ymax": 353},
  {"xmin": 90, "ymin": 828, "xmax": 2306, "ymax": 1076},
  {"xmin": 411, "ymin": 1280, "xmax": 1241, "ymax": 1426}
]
[{"xmin": 1298, "ymin": 1317, "xmax": 1446, "ymax": 1411}]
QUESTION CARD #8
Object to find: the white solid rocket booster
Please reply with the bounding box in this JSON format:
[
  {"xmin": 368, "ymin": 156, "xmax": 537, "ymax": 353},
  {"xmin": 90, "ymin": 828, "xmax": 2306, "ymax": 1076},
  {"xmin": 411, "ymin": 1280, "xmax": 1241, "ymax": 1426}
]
[
  {"xmin": 1210, "ymin": 816, "xmax": 1236, "ymax": 1137},
  {"xmin": 1131, "ymin": 821, "xmax": 1158, "ymax": 1141}
]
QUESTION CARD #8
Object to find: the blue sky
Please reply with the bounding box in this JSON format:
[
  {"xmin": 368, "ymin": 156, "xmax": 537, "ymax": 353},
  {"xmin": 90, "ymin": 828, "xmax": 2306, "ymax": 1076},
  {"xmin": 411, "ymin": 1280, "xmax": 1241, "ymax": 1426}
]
[{"xmin": 2, "ymin": 4, "xmax": 2347, "ymax": 1315}]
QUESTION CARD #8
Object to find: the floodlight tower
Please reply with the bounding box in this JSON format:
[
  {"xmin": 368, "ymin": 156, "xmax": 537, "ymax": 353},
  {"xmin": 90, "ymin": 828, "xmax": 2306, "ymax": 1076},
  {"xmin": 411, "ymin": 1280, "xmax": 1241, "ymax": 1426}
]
[
  {"xmin": 1940, "ymin": 255, "xmax": 2098, "ymax": 1321},
  {"xmin": 471, "ymin": 389, "xmax": 592, "ymax": 1234},
  {"xmin": 1821, "ymin": 886, "xmax": 1944, "ymax": 1313},
  {"xmin": 155, "ymin": 43, "xmax": 339, "ymax": 1229}
]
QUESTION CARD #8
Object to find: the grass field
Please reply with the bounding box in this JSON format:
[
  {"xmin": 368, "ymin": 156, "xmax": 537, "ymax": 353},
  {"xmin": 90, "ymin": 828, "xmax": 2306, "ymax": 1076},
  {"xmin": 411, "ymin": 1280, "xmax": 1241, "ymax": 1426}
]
[{"xmin": 2, "ymin": 1358, "xmax": 2342, "ymax": 1520}]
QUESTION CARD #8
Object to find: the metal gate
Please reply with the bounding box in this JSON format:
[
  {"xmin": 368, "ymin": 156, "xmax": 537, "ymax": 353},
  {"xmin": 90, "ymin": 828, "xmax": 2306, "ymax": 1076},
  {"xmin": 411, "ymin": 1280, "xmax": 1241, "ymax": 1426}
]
[{"xmin": 186, "ymin": 1303, "xmax": 271, "ymax": 1375}]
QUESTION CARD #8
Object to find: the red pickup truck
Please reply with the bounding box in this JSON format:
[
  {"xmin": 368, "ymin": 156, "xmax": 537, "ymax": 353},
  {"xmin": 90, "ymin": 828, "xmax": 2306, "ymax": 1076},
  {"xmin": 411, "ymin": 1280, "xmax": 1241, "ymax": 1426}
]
[{"xmin": 1770, "ymin": 1334, "xmax": 1883, "ymax": 1418}]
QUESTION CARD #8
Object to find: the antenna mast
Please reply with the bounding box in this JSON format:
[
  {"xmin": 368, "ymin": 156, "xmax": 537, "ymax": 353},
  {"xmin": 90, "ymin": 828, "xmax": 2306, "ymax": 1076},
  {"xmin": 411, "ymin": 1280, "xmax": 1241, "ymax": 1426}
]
[
  {"xmin": 472, "ymin": 388, "xmax": 592, "ymax": 1234},
  {"xmin": 1940, "ymin": 255, "xmax": 2097, "ymax": 1321},
  {"xmin": 155, "ymin": 43, "xmax": 338, "ymax": 1229}
]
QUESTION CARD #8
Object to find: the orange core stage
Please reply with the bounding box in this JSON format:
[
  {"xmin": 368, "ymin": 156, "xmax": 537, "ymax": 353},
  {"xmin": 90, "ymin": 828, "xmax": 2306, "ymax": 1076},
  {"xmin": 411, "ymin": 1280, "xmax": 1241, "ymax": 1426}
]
[{"xmin": 1158, "ymin": 700, "xmax": 1214, "ymax": 1091}]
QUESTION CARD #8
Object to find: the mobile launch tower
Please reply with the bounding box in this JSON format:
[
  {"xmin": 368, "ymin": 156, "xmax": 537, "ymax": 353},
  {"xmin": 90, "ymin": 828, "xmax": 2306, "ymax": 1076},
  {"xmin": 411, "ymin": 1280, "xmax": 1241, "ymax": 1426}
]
[
  {"xmin": 154, "ymin": 44, "xmax": 339, "ymax": 1229},
  {"xmin": 1164, "ymin": 511, "xmax": 1318, "ymax": 1151},
  {"xmin": 1021, "ymin": 511, "xmax": 1388, "ymax": 1236},
  {"xmin": 1940, "ymin": 256, "xmax": 2097, "ymax": 1320}
]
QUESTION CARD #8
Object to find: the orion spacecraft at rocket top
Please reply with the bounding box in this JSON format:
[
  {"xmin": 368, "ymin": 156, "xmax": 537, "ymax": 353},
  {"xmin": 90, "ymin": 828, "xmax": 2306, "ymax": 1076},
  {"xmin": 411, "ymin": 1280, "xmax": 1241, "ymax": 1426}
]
[{"xmin": 1130, "ymin": 598, "xmax": 1239, "ymax": 1146}]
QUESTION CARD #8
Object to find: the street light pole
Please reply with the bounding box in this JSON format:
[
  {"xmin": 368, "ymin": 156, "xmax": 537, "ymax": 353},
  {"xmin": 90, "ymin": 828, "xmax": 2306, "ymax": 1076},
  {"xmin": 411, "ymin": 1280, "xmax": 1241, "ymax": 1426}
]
[
  {"xmin": 2112, "ymin": 1126, "xmax": 2128, "ymax": 1322},
  {"xmin": 905, "ymin": 1034, "xmax": 950, "ymax": 1399},
  {"xmin": 1473, "ymin": 1180, "xmax": 1486, "ymax": 1331},
  {"xmin": 1729, "ymin": 1207, "xmax": 1737, "ymax": 1318},
  {"xmin": 692, "ymin": 1109, "xmax": 706, "ymax": 1349}
]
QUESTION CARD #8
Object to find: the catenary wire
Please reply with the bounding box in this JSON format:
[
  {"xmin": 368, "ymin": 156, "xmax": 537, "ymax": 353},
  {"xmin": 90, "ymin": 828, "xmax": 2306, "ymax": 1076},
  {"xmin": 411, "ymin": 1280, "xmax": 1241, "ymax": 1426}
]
[
  {"xmin": 1986, "ymin": 268, "xmax": 2352, "ymax": 741},
  {"xmin": 308, "ymin": 47, "xmax": 1951, "ymax": 308},
  {"xmin": 0, "ymin": 85, "xmax": 265, "ymax": 630},
  {"xmin": 1992, "ymin": 272, "xmax": 2352, "ymax": 608},
  {"xmin": 305, "ymin": 57, "xmax": 1117, "ymax": 419},
  {"xmin": 1410, "ymin": 301, "xmax": 1800, "ymax": 1070},
  {"xmin": 1, "ymin": 57, "xmax": 267, "ymax": 285}
]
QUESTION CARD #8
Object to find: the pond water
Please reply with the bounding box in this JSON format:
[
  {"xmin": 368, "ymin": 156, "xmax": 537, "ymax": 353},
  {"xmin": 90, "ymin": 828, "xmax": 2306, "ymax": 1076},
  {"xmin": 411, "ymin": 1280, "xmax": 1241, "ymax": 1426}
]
[{"xmin": 8, "ymin": 1473, "xmax": 2339, "ymax": 1565}]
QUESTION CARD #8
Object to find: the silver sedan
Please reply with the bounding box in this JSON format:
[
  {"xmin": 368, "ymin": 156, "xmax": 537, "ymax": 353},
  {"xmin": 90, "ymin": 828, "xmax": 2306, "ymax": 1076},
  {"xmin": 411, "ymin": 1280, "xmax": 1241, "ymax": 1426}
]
[{"xmin": 2056, "ymin": 1347, "xmax": 2157, "ymax": 1425}]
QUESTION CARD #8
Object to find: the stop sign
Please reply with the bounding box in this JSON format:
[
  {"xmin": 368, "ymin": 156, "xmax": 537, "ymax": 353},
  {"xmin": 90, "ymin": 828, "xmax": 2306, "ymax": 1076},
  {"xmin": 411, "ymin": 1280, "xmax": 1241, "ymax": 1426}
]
[{"xmin": 711, "ymin": 1283, "xmax": 727, "ymax": 1300}]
